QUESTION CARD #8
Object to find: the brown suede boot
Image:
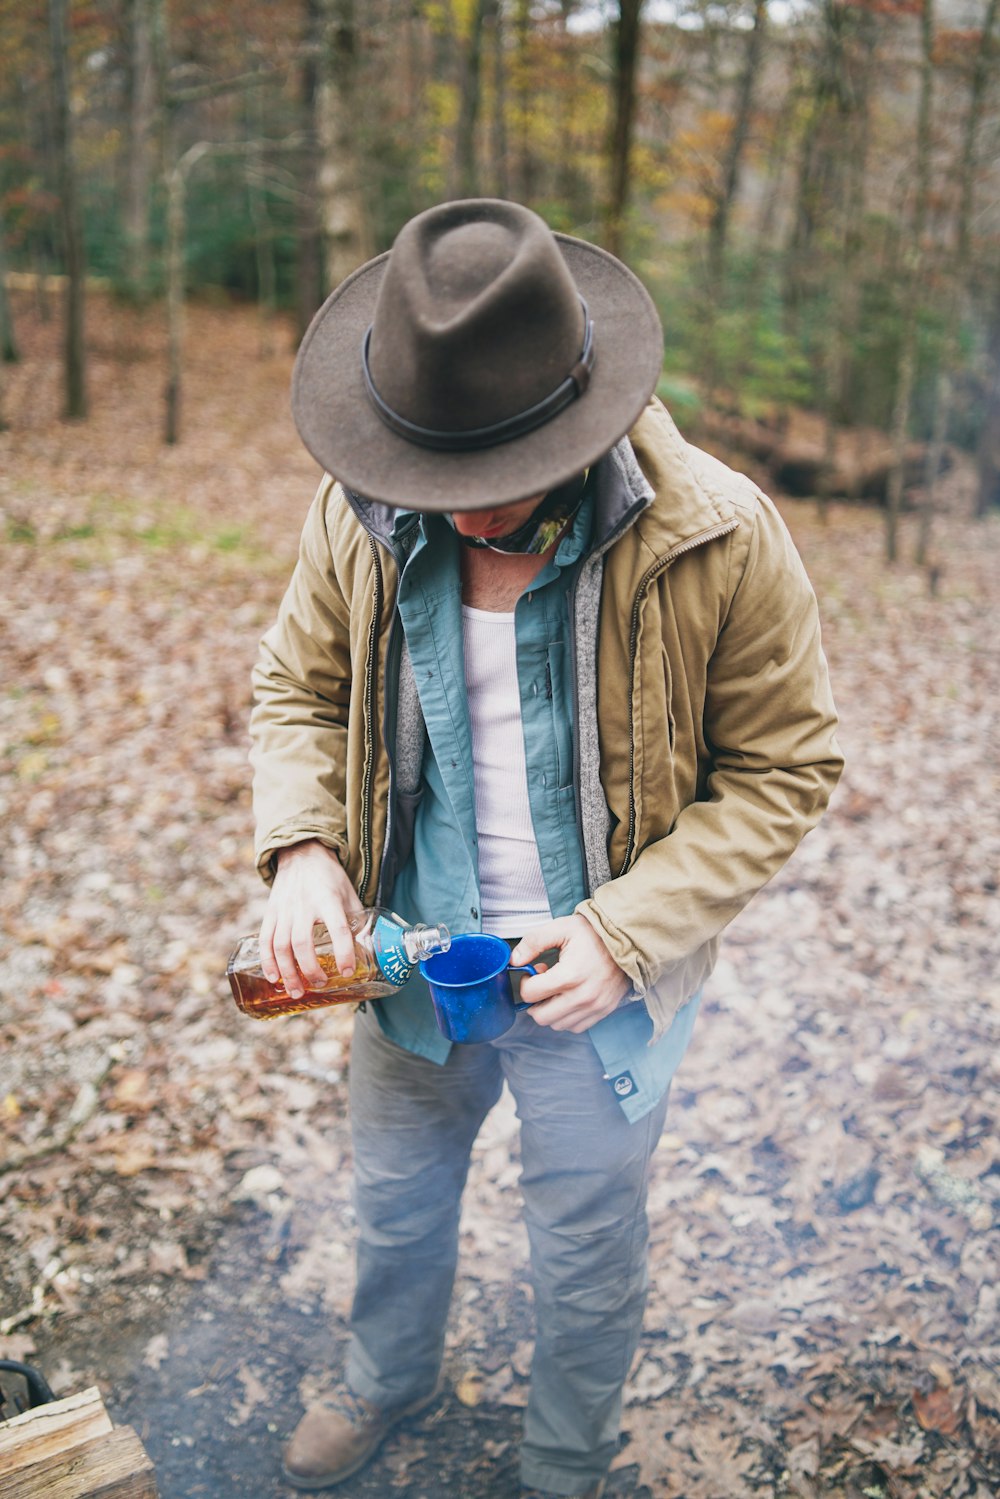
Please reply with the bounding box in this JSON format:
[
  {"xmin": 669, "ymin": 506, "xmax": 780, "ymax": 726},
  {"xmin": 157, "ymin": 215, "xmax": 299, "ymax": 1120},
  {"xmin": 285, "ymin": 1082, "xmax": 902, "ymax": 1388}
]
[{"xmin": 282, "ymin": 1382, "xmax": 439, "ymax": 1490}]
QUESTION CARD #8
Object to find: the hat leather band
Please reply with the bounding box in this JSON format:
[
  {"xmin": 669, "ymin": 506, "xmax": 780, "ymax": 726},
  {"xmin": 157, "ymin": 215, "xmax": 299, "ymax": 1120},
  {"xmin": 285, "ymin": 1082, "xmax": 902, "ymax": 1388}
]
[{"xmin": 361, "ymin": 301, "xmax": 595, "ymax": 454}]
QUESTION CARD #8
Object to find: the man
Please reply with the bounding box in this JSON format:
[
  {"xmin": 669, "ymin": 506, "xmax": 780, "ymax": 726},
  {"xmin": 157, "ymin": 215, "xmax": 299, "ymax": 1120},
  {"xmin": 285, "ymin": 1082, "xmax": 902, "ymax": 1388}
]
[{"xmin": 248, "ymin": 198, "xmax": 842, "ymax": 1497}]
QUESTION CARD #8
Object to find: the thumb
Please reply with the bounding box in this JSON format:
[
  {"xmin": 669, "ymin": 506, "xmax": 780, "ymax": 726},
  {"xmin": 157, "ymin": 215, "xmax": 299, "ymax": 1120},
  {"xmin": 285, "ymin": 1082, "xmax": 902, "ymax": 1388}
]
[{"xmin": 510, "ymin": 919, "xmax": 568, "ymax": 967}]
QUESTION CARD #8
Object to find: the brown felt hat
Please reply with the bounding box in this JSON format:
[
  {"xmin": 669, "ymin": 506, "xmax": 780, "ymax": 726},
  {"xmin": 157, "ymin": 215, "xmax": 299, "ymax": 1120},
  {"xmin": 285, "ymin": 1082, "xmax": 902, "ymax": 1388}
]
[{"xmin": 290, "ymin": 199, "xmax": 663, "ymax": 512}]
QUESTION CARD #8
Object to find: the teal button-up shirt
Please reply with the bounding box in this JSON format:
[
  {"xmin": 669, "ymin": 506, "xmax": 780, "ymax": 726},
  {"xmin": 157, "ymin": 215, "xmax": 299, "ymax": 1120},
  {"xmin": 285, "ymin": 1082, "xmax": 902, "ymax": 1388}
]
[{"xmin": 373, "ymin": 497, "xmax": 700, "ymax": 1123}]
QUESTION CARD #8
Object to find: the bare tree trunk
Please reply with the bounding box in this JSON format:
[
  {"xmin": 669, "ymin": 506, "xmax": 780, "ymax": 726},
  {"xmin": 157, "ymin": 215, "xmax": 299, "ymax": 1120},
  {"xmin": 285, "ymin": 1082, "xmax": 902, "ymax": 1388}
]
[
  {"xmin": 514, "ymin": 0, "xmax": 535, "ymax": 202},
  {"xmin": 124, "ymin": 0, "xmax": 158, "ymax": 300},
  {"xmin": 296, "ymin": 0, "xmax": 324, "ymax": 338},
  {"xmin": 707, "ymin": 0, "xmax": 767, "ymax": 289},
  {"xmin": 701, "ymin": 0, "xmax": 768, "ymax": 405},
  {"xmin": 957, "ymin": 0, "xmax": 998, "ymax": 271},
  {"xmin": 604, "ymin": 0, "xmax": 644, "ymax": 257},
  {"xmin": 884, "ymin": 337, "xmax": 919, "ymax": 560},
  {"xmin": 452, "ymin": 0, "xmax": 489, "ymax": 197},
  {"xmin": 0, "ymin": 211, "xmax": 9, "ymax": 423},
  {"xmin": 49, "ymin": 0, "xmax": 87, "ymax": 419},
  {"xmin": 404, "ymin": 0, "xmax": 421, "ymax": 120},
  {"xmin": 917, "ymin": 368, "xmax": 949, "ymax": 562},
  {"xmin": 919, "ymin": 0, "xmax": 998, "ymax": 549},
  {"xmin": 164, "ymin": 165, "xmax": 182, "ymax": 445},
  {"xmin": 0, "ymin": 202, "xmax": 19, "ymax": 364},
  {"xmin": 975, "ymin": 266, "xmax": 1000, "ymax": 517},
  {"xmin": 247, "ymin": 93, "xmax": 277, "ymax": 358},
  {"xmin": 818, "ymin": 5, "xmax": 875, "ymax": 522},
  {"xmin": 885, "ymin": 0, "xmax": 934, "ymax": 563},
  {"xmin": 784, "ymin": 0, "xmax": 847, "ymax": 323},
  {"xmin": 164, "ymin": 125, "xmax": 304, "ymax": 439},
  {"xmin": 488, "ymin": 0, "xmax": 508, "ymax": 199},
  {"xmin": 163, "ymin": 142, "xmax": 211, "ymax": 445},
  {"xmin": 317, "ymin": 0, "xmax": 371, "ymax": 293},
  {"xmin": 554, "ymin": 1, "xmax": 584, "ymax": 213}
]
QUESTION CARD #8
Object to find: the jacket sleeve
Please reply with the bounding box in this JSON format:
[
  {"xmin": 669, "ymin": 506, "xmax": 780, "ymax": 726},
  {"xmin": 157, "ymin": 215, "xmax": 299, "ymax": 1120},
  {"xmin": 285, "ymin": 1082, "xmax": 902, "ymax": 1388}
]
[
  {"xmin": 249, "ymin": 478, "xmax": 354, "ymax": 883},
  {"xmin": 577, "ymin": 491, "xmax": 844, "ymax": 1003}
]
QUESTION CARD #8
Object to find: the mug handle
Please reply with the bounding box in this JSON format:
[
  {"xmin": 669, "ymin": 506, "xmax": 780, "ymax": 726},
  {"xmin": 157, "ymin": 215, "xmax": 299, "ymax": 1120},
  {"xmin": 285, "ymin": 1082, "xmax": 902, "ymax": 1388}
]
[{"xmin": 509, "ymin": 962, "xmax": 537, "ymax": 1011}]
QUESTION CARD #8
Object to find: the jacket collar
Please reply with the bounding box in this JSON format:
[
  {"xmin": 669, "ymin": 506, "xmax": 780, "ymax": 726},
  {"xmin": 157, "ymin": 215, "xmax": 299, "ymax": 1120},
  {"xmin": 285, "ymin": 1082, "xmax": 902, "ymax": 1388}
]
[
  {"xmin": 344, "ymin": 434, "xmax": 651, "ymax": 556},
  {"xmin": 344, "ymin": 397, "xmax": 734, "ymax": 561},
  {"xmin": 627, "ymin": 399, "xmax": 739, "ymax": 556}
]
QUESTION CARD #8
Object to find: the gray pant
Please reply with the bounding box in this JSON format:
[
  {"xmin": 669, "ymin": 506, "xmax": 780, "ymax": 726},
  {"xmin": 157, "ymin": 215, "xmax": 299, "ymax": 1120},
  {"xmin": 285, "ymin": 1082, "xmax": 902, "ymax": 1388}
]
[{"xmin": 346, "ymin": 999, "xmax": 669, "ymax": 1495}]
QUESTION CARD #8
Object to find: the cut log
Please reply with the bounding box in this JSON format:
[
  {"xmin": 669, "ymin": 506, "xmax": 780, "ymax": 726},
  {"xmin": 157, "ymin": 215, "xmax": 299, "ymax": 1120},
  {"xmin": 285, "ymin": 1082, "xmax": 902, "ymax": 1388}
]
[
  {"xmin": 0, "ymin": 1388, "xmax": 112, "ymax": 1475},
  {"xmin": 1, "ymin": 1426, "xmax": 157, "ymax": 1498},
  {"xmin": 0, "ymin": 1386, "xmax": 158, "ymax": 1498}
]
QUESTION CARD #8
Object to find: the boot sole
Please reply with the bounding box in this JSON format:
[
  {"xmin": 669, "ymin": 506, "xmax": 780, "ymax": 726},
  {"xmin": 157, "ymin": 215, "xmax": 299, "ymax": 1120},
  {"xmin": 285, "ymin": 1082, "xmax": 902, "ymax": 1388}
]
[{"xmin": 281, "ymin": 1383, "xmax": 441, "ymax": 1491}]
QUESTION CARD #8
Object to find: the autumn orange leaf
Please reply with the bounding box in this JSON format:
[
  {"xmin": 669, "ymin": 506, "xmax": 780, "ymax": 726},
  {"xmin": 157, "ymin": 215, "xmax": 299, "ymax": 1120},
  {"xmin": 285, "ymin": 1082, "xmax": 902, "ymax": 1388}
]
[{"xmin": 913, "ymin": 1385, "xmax": 962, "ymax": 1436}]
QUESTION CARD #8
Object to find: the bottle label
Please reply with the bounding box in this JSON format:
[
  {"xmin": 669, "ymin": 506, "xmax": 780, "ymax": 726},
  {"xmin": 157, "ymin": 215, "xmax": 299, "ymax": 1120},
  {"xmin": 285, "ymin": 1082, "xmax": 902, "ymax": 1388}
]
[{"xmin": 372, "ymin": 915, "xmax": 413, "ymax": 987}]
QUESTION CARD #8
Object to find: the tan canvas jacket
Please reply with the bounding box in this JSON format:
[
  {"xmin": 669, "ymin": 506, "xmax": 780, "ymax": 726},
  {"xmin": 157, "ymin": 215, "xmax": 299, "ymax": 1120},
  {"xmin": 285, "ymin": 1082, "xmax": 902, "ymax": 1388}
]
[{"xmin": 250, "ymin": 397, "xmax": 844, "ymax": 1039}]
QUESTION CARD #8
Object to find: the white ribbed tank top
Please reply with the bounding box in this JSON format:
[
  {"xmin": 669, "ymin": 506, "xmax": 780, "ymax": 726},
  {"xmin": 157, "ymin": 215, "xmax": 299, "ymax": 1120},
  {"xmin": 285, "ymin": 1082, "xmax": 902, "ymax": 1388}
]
[{"xmin": 461, "ymin": 605, "xmax": 551, "ymax": 936}]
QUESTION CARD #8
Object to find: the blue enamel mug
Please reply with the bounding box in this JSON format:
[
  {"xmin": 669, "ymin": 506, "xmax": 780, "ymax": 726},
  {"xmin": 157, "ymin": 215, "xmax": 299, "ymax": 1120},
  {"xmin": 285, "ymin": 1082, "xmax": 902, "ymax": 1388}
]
[{"xmin": 419, "ymin": 933, "xmax": 537, "ymax": 1043}]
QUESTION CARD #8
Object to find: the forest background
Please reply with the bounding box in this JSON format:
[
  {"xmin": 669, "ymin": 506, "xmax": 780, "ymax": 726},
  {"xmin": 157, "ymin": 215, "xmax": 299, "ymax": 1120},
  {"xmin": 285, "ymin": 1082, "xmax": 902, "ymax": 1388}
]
[
  {"xmin": 2, "ymin": 0, "xmax": 1000, "ymax": 548},
  {"xmin": 0, "ymin": 2, "xmax": 998, "ymax": 1498}
]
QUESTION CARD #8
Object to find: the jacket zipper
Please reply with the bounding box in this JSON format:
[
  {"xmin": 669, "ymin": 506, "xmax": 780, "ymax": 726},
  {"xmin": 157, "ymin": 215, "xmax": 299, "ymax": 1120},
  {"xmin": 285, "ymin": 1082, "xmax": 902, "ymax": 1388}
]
[
  {"xmin": 359, "ymin": 535, "xmax": 384, "ymax": 902},
  {"xmin": 617, "ymin": 518, "xmax": 739, "ymax": 877},
  {"xmin": 374, "ymin": 610, "xmax": 403, "ymax": 906},
  {"xmin": 568, "ymin": 493, "xmax": 653, "ymax": 886},
  {"xmin": 365, "ymin": 517, "xmax": 416, "ymax": 906}
]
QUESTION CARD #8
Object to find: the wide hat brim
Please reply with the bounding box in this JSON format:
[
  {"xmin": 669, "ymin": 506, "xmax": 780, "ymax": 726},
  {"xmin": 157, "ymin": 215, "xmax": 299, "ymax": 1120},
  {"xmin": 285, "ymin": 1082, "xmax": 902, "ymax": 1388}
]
[{"xmin": 290, "ymin": 233, "xmax": 664, "ymax": 512}]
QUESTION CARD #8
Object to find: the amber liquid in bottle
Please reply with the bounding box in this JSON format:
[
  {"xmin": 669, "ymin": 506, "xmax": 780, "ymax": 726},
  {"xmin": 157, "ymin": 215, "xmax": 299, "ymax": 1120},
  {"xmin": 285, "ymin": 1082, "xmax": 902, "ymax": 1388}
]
[
  {"xmin": 228, "ymin": 950, "xmax": 397, "ymax": 1020},
  {"xmin": 228, "ymin": 912, "xmax": 451, "ymax": 1021}
]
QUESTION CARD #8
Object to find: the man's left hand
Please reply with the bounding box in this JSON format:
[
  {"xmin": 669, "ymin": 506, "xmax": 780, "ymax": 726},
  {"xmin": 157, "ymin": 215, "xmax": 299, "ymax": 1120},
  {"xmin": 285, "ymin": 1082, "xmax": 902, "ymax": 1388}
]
[{"xmin": 510, "ymin": 915, "xmax": 632, "ymax": 1033}]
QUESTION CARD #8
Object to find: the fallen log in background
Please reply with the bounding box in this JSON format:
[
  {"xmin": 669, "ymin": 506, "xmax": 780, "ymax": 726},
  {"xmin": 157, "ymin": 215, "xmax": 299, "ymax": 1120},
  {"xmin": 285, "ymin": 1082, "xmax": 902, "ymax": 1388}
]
[{"xmin": 696, "ymin": 410, "xmax": 951, "ymax": 503}]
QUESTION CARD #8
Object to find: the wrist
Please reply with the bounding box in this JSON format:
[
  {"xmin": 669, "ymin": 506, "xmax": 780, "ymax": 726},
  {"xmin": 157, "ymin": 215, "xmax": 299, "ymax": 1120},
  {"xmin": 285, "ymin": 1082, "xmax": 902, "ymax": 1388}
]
[
  {"xmin": 276, "ymin": 838, "xmax": 339, "ymax": 866},
  {"xmin": 272, "ymin": 840, "xmax": 346, "ymax": 882}
]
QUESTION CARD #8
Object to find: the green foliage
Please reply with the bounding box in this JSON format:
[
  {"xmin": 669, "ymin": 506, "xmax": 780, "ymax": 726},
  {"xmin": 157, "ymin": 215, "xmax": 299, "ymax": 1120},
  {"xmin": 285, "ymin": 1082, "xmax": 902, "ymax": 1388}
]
[
  {"xmin": 656, "ymin": 375, "xmax": 702, "ymax": 427},
  {"xmin": 0, "ymin": 0, "xmax": 995, "ymax": 455},
  {"xmin": 651, "ymin": 245, "xmax": 815, "ymax": 414},
  {"xmin": 643, "ymin": 230, "xmax": 987, "ymax": 454},
  {"xmin": 2, "ymin": 489, "xmax": 274, "ymax": 569},
  {"xmin": 744, "ymin": 314, "xmax": 814, "ymax": 413}
]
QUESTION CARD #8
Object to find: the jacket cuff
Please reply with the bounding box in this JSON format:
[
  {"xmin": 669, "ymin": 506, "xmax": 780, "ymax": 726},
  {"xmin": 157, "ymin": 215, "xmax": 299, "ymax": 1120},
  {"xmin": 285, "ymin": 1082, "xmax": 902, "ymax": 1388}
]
[{"xmin": 255, "ymin": 828, "xmax": 349, "ymax": 886}]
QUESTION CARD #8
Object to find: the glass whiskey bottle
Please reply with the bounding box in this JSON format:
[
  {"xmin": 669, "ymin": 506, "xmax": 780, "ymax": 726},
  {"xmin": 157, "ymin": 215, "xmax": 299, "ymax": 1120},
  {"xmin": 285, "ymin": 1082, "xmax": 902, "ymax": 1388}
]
[{"xmin": 227, "ymin": 908, "xmax": 451, "ymax": 1020}]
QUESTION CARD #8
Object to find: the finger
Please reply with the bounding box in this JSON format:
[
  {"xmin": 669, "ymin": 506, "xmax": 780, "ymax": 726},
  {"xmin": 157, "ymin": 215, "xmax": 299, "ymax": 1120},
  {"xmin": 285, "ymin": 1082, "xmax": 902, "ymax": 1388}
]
[
  {"xmin": 523, "ymin": 993, "xmax": 584, "ymax": 1030},
  {"xmin": 527, "ymin": 974, "xmax": 618, "ymax": 1019},
  {"xmin": 271, "ymin": 924, "xmax": 306, "ymax": 998},
  {"xmin": 517, "ymin": 966, "xmax": 574, "ymax": 1006},
  {"xmin": 541, "ymin": 1002, "xmax": 603, "ymax": 1035},
  {"xmin": 319, "ymin": 903, "xmax": 359, "ymax": 978},
  {"xmin": 510, "ymin": 920, "xmax": 570, "ymax": 967},
  {"xmin": 258, "ymin": 909, "xmax": 280, "ymax": 983},
  {"xmin": 291, "ymin": 915, "xmax": 329, "ymax": 990}
]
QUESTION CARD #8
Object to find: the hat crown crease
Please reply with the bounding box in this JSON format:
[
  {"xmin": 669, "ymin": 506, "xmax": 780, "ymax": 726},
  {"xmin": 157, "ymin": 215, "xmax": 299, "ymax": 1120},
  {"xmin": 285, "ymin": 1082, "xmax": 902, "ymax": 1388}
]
[{"xmin": 371, "ymin": 219, "xmax": 585, "ymax": 433}]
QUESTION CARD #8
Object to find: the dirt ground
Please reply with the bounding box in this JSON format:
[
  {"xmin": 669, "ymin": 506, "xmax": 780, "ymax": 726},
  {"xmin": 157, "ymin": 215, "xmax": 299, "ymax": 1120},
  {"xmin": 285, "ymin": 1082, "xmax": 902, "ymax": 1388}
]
[{"xmin": 1, "ymin": 291, "xmax": 997, "ymax": 1498}]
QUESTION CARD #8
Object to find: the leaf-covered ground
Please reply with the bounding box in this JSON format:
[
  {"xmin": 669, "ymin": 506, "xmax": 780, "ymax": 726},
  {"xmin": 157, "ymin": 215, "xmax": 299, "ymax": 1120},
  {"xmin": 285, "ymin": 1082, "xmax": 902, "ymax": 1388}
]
[{"xmin": 1, "ymin": 292, "xmax": 997, "ymax": 1498}]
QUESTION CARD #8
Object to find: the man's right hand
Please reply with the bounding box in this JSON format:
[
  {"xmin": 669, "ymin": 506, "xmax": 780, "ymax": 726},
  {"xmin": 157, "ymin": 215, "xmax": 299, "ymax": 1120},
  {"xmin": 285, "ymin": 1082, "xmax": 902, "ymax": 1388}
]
[{"xmin": 259, "ymin": 840, "xmax": 364, "ymax": 1000}]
